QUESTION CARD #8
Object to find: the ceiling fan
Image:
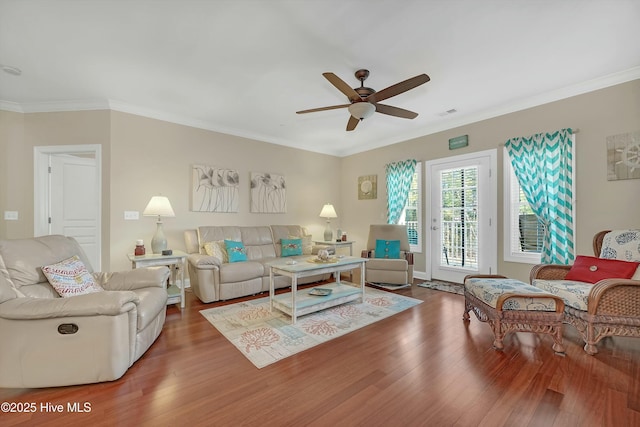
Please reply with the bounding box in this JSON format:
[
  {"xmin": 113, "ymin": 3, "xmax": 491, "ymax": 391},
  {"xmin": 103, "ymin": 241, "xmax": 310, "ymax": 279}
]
[{"xmin": 296, "ymin": 69, "xmax": 430, "ymax": 131}]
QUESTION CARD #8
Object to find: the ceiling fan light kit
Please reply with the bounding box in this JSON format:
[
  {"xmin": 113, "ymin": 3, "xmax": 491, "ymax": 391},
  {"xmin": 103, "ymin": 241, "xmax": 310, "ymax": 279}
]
[
  {"xmin": 348, "ymin": 102, "xmax": 375, "ymax": 120},
  {"xmin": 296, "ymin": 68, "xmax": 430, "ymax": 131}
]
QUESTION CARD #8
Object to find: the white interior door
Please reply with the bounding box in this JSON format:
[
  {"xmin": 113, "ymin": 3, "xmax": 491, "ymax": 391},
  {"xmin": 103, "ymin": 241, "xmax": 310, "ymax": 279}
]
[
  {"xmin": 426, "ymin": 149, "xmax": 497, "ymax": 283},
  {"xmin": 34, "ymin": 145, "xmax": 102, "ymax": 270}
]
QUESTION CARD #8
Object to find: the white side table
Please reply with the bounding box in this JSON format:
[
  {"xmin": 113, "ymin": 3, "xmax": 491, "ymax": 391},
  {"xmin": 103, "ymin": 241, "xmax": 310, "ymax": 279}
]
[
  {"xmin": 128, "ymin": 250, "xmax": 187, "ymax": 309},
  {"xmin": 313, "ymin": 240, "xmax": 354, "ymax": 256}
]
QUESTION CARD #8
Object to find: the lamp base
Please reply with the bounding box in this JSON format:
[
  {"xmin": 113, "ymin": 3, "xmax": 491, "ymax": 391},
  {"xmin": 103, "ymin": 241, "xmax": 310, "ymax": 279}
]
[
  {"xmin": 324, "ymin": 221, "xmax": 333, "ymax": 242},
  {"xmin": 151, "ymin": 221, "xmax": 168, "ymax": 254}
]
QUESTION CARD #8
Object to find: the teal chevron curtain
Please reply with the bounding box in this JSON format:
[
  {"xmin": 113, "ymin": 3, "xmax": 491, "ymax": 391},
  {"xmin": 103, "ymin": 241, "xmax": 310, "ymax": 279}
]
[
  {"xmin": 385, "ymin": 159, "xmax": 417, "ymax": 224},
  {"xmin": 505, "ymin": 129, "xmax": 574, "ymax": 264}
]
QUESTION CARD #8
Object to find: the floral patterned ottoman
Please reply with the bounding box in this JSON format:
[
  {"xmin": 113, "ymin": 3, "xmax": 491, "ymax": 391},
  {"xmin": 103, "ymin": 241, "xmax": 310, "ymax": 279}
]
[{"xmin": 463, "ymin": 275, "xmax": 565, "ymax": 353}]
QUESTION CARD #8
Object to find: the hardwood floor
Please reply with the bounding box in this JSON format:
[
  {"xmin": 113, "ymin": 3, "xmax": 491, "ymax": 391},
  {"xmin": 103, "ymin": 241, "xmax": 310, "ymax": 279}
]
[{"xmin": 2, "ymin": 276, "xmax": 639, "ymax": 427}]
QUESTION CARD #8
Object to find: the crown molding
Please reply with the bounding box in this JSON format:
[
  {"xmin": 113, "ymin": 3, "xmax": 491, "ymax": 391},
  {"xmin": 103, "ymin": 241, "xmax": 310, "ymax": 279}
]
[
  {"xmin": 0, "ymin": 100, "xmax": 23, "ymax": 112},
  {"xmin": 2, "ymin": 67, "xmax": 639, "ymax": 157},
  {"xmin": 338, "ymin": 66, "xmax": 640, "ymax": 156}
]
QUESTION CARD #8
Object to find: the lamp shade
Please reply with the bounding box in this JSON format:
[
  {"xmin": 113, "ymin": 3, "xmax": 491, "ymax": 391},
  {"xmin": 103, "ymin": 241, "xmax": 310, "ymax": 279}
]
[
  {"xmin": 143, "ymin": 196, "xmax": 175, "ymax": 217},
  {"xmin": 319, "ymin": 203, "xmax": 337, "ymax": 218},
  {"xmin": 348, "ymin": 102, "xmax": 375, "ymax": 120}
]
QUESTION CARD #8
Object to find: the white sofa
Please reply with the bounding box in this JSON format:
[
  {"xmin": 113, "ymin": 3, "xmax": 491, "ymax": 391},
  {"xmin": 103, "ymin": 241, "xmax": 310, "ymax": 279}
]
[{"xmin": 184, "ymin": 225, "xmax": 332, "ymax": 303}]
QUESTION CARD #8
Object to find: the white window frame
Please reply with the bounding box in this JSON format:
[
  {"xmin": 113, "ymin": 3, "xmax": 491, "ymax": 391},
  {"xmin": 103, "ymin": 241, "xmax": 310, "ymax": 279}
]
[
  {"xmin": 399, "ymin": 162, "xmax": 422, "ymax": 253},
  {"xmin": 503, "ymin": 138, "xmax": 575, "ymax": 264}
]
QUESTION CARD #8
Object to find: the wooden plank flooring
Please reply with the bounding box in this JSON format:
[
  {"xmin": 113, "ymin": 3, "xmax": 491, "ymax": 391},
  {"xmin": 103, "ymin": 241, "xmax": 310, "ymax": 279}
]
[{"xmin": 1, "ymin": 276, "xmax": 639, "ymax": 426}]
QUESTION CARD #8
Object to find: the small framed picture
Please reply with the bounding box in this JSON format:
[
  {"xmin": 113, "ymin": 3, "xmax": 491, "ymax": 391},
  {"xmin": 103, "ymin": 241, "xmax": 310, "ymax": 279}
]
[{"xmin": 358, "ymin": 175, "xmax": 377, "ymax": 200}]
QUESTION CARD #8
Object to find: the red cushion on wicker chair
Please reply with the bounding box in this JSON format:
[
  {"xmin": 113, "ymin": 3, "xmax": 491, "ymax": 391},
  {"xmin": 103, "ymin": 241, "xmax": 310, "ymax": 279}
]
[{"xmin": 565, "ymin": 255, "xmax": 639, "ymax": 284}]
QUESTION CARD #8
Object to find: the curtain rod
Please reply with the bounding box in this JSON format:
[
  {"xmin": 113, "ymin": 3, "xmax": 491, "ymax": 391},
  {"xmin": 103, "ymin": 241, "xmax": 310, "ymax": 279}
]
[{"xmin": 499, "ymin": 128, "xmax": 579, "ymax": 146}]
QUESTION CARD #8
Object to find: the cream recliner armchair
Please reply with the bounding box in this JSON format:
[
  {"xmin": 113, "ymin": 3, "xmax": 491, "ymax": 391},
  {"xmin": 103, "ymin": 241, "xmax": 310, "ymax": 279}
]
[
  {"xmin": 0, "ymin": 235, "xmax": 169, "ymax": 388},
  {"xmin": 361, "ymin": 224, "xmax": 414, "ymax": 286}
]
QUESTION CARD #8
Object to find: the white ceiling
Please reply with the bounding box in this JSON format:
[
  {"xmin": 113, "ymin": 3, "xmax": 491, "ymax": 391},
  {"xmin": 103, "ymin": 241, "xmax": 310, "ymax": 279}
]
[{"xmin": 1, "ymin": 0, "xmax": 639, "ymax": 157}]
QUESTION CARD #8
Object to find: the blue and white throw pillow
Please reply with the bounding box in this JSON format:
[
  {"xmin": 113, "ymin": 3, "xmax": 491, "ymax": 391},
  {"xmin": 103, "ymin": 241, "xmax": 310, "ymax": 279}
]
[
  {"xmin": 224, "ymin": 240, "xmax": 248, "ymax": 263},
  {"xmin": 281, "ymin": 238, "xmax": 303, "ymax": 257}
]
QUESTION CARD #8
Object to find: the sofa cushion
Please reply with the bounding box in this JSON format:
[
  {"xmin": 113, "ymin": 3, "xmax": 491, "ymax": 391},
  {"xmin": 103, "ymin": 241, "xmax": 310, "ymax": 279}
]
[
  {"xmin": 532, "ymin": 279, "xmax": 592, "ymax": 311},
  {"xmin": 281, "ymin": 238, "xmax": 303, "ymax": 257},
  {"xmin": 565, "ymin": 255, "xmax": 639, "ymax": 284},
  {"xmin": 375, "ymin": 239, "xmax": 400, "ymax": 259},
  {"xmin": 599, "ymin": 230, "xmax": 640, "ymax": 261},
  {"xmin": 598, "ymin": 230, "xmax": 640, "ymax": 280},
  {"xmin": 366, "ymin": 258, "xmax": 408, "ymax": 271},
  {"xmin": 0, "ymin": 235, "xmax": 94, "ymax": 292},
  {"xmin": 41, "ymin": 255, "xmax": 104, "ymax": 298},
  {"xmin": 225, "ymin": 240, "xmax": 248, "ymax": 263},
  {"xmin": 220, "ymin": 261, "xmax": 264, "ymax": 282}
]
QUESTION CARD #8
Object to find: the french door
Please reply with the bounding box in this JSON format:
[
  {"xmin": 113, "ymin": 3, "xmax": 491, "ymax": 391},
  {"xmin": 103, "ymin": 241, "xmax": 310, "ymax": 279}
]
[{"xmin": 425, "ymin": 149, "xmax": 497, "ymax": 283}]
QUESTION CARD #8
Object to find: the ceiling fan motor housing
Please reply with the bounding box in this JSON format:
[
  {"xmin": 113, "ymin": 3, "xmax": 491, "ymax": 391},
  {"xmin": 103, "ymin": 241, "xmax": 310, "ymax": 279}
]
[{"xmin": 355, "ymin": 87, "xmax": 375, "ymax": 98}]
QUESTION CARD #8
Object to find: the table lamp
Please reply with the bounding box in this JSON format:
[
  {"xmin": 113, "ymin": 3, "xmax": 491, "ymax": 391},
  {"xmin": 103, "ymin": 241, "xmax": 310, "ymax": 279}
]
[
  {"xmin": 319, "ymin": 203, "xmax": 337, "ymax": 241},
  {"xmin": 143, "ymin": 195, "xmax": 175, "ymax": 253}
]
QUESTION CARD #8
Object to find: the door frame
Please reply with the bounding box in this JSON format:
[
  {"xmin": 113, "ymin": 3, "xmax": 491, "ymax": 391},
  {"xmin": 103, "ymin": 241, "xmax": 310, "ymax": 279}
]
[
  {"xmin": 424, "ymin": 149, "xmax": 497, "ymax": 281},
  {"xmin": 34, "ymin": 144, "xmax": 102, "ymax": 269}
]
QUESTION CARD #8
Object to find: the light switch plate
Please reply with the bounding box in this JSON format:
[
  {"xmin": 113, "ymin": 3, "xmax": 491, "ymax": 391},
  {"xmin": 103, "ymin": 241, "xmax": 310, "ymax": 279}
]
[
  {"xmin": 4, "ymin": 211, "xmax": 19, "ymax": 220},
  {"xmin": 124, "ymin": 211, "xmax": 139, "ymax": 220}
]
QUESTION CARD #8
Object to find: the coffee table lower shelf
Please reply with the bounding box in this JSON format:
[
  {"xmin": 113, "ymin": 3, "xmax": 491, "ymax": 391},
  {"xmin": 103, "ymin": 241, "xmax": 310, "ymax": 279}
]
[{"xmin": 272, "ymin": 282, "xmax": 363, "ymax": 319}]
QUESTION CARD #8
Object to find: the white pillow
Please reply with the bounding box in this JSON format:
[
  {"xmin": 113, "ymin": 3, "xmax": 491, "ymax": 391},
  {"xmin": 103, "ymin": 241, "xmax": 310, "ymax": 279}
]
[
  {"xmin": 203, "ymin": 240, "xmax": 229, "ymax": 263},
  {"xmin": 290, "ymin": 234, "xmax": 313, "ymax": 255},
  {"xmin": 42, "ymin": 255, "xmax": 104, "ymax": 298}
]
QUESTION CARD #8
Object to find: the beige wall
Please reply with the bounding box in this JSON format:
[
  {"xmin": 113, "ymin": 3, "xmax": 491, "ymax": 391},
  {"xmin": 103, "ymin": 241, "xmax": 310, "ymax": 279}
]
[
  {"xmin": 340, "ymin": 79, "xmax": 640, "ymax": 282},
  {"xmin": 108, "ymin": 111, "xmax": 341, "ymax": 271},
  {"xmin": 1, "ymin": 80, "xmax": 638, "ymax": 279},
  {"xmin": 0, "ymin": 110, "xmax": 111, "ymax": 260}
]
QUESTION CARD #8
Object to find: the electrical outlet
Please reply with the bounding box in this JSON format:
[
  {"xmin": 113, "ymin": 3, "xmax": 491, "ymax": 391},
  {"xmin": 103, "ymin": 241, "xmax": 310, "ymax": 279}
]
[
  {"xmin": 124, "ymin": 211, "xmax": 139, "ymax": 220},
  {"xmin": 4, "ymin": 211, "xmax": 19, "ymax": 220}
]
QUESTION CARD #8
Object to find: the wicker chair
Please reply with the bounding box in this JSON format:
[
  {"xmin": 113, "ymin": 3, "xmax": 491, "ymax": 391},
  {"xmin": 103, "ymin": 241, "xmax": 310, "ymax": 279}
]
[{"xmin": 530, "ymin": 230, "xmax": 640, "ymax": 355}]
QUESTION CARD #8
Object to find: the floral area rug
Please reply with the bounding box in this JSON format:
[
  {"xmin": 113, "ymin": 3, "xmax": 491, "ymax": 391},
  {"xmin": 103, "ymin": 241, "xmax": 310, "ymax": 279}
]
[
  {"xmin": 200, "ymin": 287, "xmax": 422, "ymax": 368},
  {"xmin": 417, "ymin": 280, "xmax": 464, "ymax": 295}
]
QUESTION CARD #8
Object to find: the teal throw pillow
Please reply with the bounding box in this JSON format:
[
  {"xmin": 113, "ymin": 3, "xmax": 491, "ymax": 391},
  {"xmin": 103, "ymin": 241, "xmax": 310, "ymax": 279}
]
[
  {"xmin": 225, "ymin": 240, "xmax": 247, "ymax": 263},
  {"xmin": 281, "ymin": 238, "xmax": 303, "ymax": 257},
  {"xmin": 375, "ymin": 239, "xmax": 401, "ymax": 259}
]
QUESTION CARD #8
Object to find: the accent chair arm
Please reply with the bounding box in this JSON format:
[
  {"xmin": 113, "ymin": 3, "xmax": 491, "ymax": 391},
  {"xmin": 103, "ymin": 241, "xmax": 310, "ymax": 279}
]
[
  {"xmin": 529, "ymin": 264, "xmax": 572, "ymax": 283},
  {"xmin": 96, "ymin": 266, "xmax": 170, "ymax": 291},
  {"xmin": 0, "ymin": 291, "xmax": 139, "ymax": 320},
  {"xmin": 587, "ymin": 279, "xmax": 640, "ymax": 316}
]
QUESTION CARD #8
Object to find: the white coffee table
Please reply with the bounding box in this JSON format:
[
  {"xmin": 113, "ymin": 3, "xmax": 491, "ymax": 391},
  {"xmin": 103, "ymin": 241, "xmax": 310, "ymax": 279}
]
[{"xmin": 268, "ymin": 256, "xmax": 368, "ymax": 324}]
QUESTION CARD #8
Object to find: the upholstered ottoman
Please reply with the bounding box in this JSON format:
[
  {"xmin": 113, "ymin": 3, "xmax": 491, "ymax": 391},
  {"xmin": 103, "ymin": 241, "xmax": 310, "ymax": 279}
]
[{"xmin": 463, "ymin": 275, "xmax": 565, "ymax": 354}]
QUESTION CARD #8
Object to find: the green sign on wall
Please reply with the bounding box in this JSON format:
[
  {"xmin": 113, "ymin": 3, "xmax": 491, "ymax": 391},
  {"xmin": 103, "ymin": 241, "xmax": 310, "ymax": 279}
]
[{"xmin": 448, "ymin": 135, "xmax": 469, "ymax": 150}]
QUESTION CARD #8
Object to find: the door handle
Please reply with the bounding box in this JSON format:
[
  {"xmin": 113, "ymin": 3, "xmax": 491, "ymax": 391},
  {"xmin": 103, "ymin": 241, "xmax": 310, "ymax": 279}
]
[{"xmin": 431, "ymin": 226, "xmax": 439, "ymax": 230}]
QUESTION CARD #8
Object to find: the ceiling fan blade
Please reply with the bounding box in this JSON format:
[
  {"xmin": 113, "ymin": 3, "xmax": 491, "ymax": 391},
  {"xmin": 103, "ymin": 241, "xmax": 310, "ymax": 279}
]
[
  {"xmin": 366, "ymin": 74, "xmax": 430, "ymax": 103},
  {"xmin": 346, "ymin": 115, "xmax": 359, "ymax": 131},
  {"xmin": 323, "ymin": 72, "xmax": 362, "ymax": 102},
  {"xmin": 374, "ymin": 103, "xmax": 419, "ymax": 119},
  {"xmin": 296, "ymin": 104, "xmax": 350, "ymax": 114}
]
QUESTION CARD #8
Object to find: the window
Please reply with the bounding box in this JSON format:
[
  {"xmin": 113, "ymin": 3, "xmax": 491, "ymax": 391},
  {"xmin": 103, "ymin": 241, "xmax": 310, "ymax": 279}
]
[
  {"xmin": 399, "ymin": 162, "xmax": 421, "ymax": 252},
  {"xmin": 503, "ymin": 149, "xmax": 545, "ymax": 264},
  {"xmin": 440, "ymin": 165, "xmax": 478, "ymax": 269}
]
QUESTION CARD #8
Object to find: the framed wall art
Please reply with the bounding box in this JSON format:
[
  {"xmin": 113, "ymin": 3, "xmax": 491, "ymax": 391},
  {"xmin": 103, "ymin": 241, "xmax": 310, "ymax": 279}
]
[
  {"xmin": 607, "ymin": 131, "xmax": 640, "ymax": 181},
  {"xmin": 358, "ymin": 174, "xmax": 377, "ymax": 200},
  {"xmin": 250, "ymin": 172, "xmax": 286, "ymax": 213},
  {"xmin": 192, "ymin": 165, "xmax": 240, "ymax": 212}
]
